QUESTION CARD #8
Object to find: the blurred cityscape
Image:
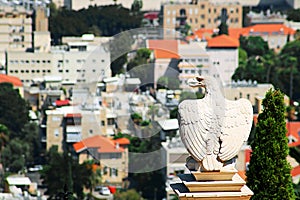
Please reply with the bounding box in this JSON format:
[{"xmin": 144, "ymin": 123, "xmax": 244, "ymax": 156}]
[{"xmin": 0, "ymin": 0, "xmax": 300, "ymax": 199}]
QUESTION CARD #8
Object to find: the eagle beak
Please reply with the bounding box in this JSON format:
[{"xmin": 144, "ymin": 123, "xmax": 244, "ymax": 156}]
[{"xmin": 188, "ymin": 76, "xmax": 205, "ymax": 88}]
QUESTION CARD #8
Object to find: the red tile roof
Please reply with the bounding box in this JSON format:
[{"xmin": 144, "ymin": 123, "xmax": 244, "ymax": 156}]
[
  {"xmin": 245, "ymin": 24, "xmax": 296, "ymax": 36},
  {"xmin": 188, "ymin": 24, "xmax": 296, "ymax": 41},
  {"xmin": 148, "ymin": 40, "xmax": 179, "ymax": 59},
  {"xmin": 65, "ymin": 113, "xmax": 82, "ymax": 118},
  {"xmin": 287, "ymin": 122, "xmax": 300, "ymax": 139},
  {"xmin": 113, "ymin": 138, "xmax": 130, "ymax": 145},
  {"xmin": 0, "ymin": 74, "xmax": 22, "ymax": 87},
  {"xmin": 73, "ymin": 135, "xmax": 125, "ymax": 153},
  {"xmin": 292, "ymin": 165, "xmax": 300, "ymax": 177},
  {"xmin": 55, "ymin": 100, "xmax": 70, "ymax": 107},
  {"xmin": 186, "ymin": 29, "xmax": 215, "ymax": 41},
  {"xmin": 207, "ymin": 34, "xmax": 240, "ymax": 48}
]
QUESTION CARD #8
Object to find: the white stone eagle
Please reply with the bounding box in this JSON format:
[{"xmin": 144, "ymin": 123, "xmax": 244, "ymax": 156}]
[{"xmin": 178, "ymin": 76, "xmax": 253, "ymax": 171}]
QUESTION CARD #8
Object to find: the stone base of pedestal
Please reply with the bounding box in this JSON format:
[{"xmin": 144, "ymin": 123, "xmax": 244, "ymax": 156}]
[{"xmin": 170, "ymin": 170, "xmax": 253, "ymax": 200}]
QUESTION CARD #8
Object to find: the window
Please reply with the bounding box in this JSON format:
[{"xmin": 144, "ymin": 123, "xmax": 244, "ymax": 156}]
[
  {"xmin": 110, "ymin": 168, "xmax": 118, "ymax": 177},
  {"xmin": 167, "ymin": 18, "xmax": 170, "ymax": 24},
  {"xmin": 201, "ymin": 14, "xmax": 205, "ymax": 19},
  {"xmin": 101, "ymin": 121, "xmax": 105, "ymax": 126},
  {"xmin": 54, "ymin": 129, "xmax": 59, "ymax": 137},
  {"xmin": 103, "ymin": 166, "xmax": 108, "ymax": 175},
  {"xmin": 195, "ymin": 18, "xmax": 198, "ymax": 23},
  {"xmin": 89, "ymin": 129, "xmax": 93, "ymax": 134},
  {"xmin": 59, "ymin": 69, "xmax": 63, "ymax": 73},
  {"xmin": 107, "ymin": 118, "xmax": 115, "ymax": 126},
  {"xmin": 201, "ymin": 4, "xmax": 205, "ymax": 9},
  {"xmin": 52, "ymin": 116, "xmax": 61, "ymax": 122}
]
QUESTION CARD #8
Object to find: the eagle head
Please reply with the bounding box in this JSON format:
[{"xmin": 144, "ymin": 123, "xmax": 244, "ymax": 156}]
[{"xmin": 187, "ymin": 76, "xmax": 205, "ymax": 88}]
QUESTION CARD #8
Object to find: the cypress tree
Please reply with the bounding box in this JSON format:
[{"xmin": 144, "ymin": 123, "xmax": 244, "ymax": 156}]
[{"xmin": 246, "ymin": 89, "xmax": 295, "ymax": 199}]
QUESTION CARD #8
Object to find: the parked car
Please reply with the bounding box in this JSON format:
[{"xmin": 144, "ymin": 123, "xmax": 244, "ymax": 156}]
[{"xmin": 99, "ymin": 187, "xmax": 111, "ymax": 195}]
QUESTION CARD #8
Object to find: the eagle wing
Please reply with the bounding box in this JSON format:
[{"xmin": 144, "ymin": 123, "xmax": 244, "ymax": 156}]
[
  {"xmin": 178, "ymin": 99, "xmax": 217, "ymax": 162},
  {"xmin": 218, "ymin": 98, "xmax": 253, "ymax": 161}
]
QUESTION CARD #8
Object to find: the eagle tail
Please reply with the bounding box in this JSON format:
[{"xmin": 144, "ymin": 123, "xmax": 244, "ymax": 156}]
[{"xmin": 201, "ymin": 155, "xmax": 223, "ymax": 171}]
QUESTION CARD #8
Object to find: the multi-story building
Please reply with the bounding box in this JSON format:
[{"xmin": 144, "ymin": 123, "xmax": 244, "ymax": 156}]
[
  {"xmin": 43, "ymin": 104, "xmax": 117, "ymax": 152},
  {"xmin": 161, "ymin": 0, "xmax": 242, "ymax": 38},
  {"xmin": 55, "ymin": 0, "xmax": 259, "ymax": 11},
  {"xmin": 7, "ymin": 35, "xmax": 111, "ymax": 86},
  {"xmin": 73, "ymin": 135, "xmax": 129, "ymax": 184},
  {"xmin": 178, "ymin": 41, "xmax": 210, "ymax": 88},
  {"xmin": 0, "ymin": 5, "xmax": 33, "ymax": 65},
  {"xmin": 206, "ymin": 34, "xmax": 239, "ymax": 86}
]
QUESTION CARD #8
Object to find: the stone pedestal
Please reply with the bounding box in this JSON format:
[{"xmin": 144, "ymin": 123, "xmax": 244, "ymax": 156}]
[{"xmin": 170, "ymin": 169, "xmax": 253, "ymax": 199}]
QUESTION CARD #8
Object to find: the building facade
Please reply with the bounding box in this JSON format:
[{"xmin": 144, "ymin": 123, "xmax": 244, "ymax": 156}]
[
  {"xmin": 161, "ymin": 0, "xmax": 242, "ymax": 38},
  {"xmin": 0, "ymin": 5, "xmax": 33, "ymax": 65},
  {"xmin": 7, "ymin": 35, "xmax": 111, "ymax": 86}
]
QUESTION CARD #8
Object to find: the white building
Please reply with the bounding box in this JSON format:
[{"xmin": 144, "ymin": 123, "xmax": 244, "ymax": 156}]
[
  {"xmin": 0, "ymin": 5, "xmax": 33, "ymax": 66},
  {"xmin": 7, "ymin": 34, "xmax": 111, "ymax": 87},
  {"xmin": 178, "ymin": 41, "xmax": 210, "ymax": 88},
  {"xmin": 206, "ymin": 34, "xmax": 239, "ymax": 86}
]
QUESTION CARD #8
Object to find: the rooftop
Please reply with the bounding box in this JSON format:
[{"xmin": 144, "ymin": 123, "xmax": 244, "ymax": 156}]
[
  {"xmin": 73, "ymin": 135, "xmax": 128, "ymax": 153},
  {"xmin": 148, "ymin": 40, "xmax": 180, "ymax": 59},
  {"xmin": 207, "ymin": 34, "xmax": 240, "ymax": 48},
  {"xmin": 0, "ymin": 74, "xmax": 22, "ymax": 87}
]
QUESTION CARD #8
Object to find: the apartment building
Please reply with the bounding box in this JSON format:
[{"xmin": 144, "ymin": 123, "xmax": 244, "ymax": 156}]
[
  {"xmin": 73, "ymin": 135, "xmax": 129, "ymax": 184},
  {"xmin": 0, "ymin": 5, "xmax": 33, "ymax": 65},
  {"xmin": 161, "ymin": 0, "xmax": 242, "ymax": 38},
  {"xmin": 178, "ymin": 41, "xmax": 210, "ymax": 88},
  {"xmin": 43, "ymin": 104, "xmax": 117, "ymax": 152},
  {"xmin": 7, "ymin": 35, "xmax": 111, "ymax": 86}
]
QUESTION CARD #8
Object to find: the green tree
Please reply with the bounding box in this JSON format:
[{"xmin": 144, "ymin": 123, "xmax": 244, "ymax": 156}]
[
  {"xmin": 239, "ymin": 36, "xmax": 269, "ymax": 57},
  {"xmin": 114, "ymin": 189, "xmax": 142, "ymax": 200},
  {"xmin": 0, "ymin": 83, "xmax": 29, "ymax": 138},
  {"xmin": 42, "ymin": 146, "xmax": 93, "ymax": 199},
  {"xmin": 157, "ymin": 76, "xmax": 180, "ymax": 90},
  {"xmin": 246, "ymin": 89, "xmax": 295, "ymax": 199},
  {"xmin": 1, "ymin": 138, "xmax": 30, "ymax": 173},
  {"xmin": 218, "ymin": 22, "xmax": 228, "ymax": 35},
  {"xmin": 131, "ymin": 0, "xmax": 143, "ymax": 13},
  {"xmin": 127, "ymin": 48, "xmax": 151, "ymax": 72},
  {"xmin": 287, "ymin": 8, "xmax": 300, "ymax": 22},
  {"xmin": 0, "ymin": 124, "xmax": 9, "ymax": 151}
]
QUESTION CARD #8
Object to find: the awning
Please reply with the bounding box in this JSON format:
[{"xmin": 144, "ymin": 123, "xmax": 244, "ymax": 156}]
[{"xmin": 7, "ymin": 177, "xmax": 31, "ymax": 185}]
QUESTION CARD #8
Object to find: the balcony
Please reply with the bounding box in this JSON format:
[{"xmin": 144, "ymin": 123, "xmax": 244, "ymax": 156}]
[{"xmin": 66, "ymin": 126, "xmax": 82, "ymax": 143}]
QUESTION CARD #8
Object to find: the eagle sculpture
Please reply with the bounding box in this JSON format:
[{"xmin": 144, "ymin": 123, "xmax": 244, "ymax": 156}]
[{"xmin": 178, "ymin": 76, "xmax": 253, "ymax": 171}]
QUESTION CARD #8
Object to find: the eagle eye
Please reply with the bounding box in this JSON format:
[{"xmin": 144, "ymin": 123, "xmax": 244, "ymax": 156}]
[{"xmin": 196, "ymin": 77, "xmax": 204, "ymax": 82}]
